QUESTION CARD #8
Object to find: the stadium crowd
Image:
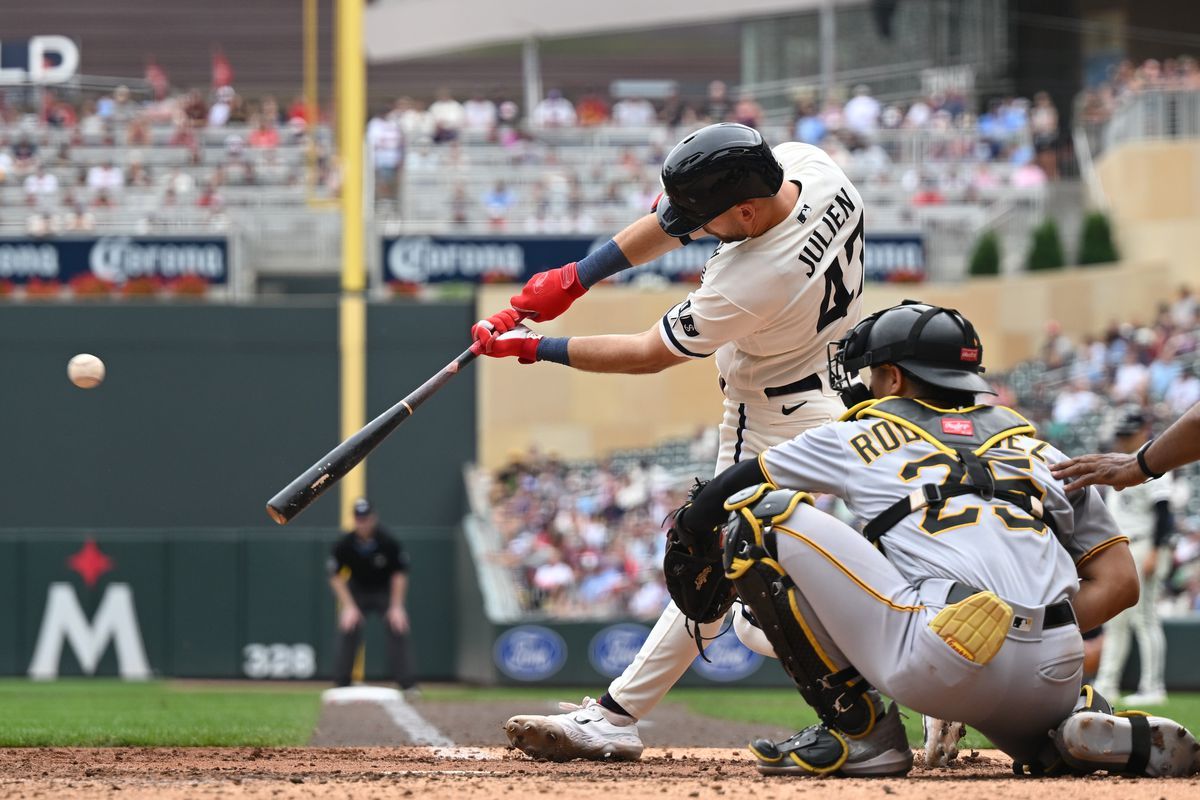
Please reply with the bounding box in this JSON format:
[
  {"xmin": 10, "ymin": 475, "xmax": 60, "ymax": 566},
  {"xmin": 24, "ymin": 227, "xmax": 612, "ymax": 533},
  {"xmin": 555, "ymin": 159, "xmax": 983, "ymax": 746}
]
[
  {"xmin": 485, "ymin": 287, "xmax": 1200, "ymax": 620},
  {"xmin": 5, "ymin": 50, "xmax": 1195, "ymax": 237},
  {"xmin": 1077, "ymin": 55, "xmax": 1200, "ymax": 127},
  {"xmin": 0, "ymin": 82, "xmax": 329, "ymax": 236}
]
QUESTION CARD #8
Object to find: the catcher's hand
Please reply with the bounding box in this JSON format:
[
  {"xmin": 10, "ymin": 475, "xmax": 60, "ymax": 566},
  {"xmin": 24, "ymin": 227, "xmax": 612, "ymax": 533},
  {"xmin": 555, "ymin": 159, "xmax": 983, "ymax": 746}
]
[{"xmin": 663, "ymin": 479, "xmax": 735, "ymax": 626}]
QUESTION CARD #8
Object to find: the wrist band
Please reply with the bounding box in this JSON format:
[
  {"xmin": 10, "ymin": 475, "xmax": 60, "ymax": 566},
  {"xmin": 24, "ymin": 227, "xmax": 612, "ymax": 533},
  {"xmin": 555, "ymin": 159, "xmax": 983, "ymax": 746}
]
[
  {"xmin": 536, "ymin": 337, "xmax": 571, "ymax": 366},
  {"xmin": 575, "ymin": 240, "xmax": 632, "ymax": 288},
  {"xmin": 1136, "ymin": 438, "xmax": 1164, "ymax": 480}
]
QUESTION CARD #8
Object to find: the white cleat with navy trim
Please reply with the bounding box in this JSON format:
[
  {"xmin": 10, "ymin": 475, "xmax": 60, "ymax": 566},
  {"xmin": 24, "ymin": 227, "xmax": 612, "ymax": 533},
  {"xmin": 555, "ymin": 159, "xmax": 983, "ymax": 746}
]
[{"xmin": 504, "ymin": 696, "xmax": 644, "ymax": 762}]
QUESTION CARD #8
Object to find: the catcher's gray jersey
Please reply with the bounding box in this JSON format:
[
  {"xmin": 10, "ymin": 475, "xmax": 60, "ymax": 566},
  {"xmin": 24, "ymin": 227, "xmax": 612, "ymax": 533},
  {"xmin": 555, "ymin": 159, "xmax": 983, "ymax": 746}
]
[{"xmin": 758, "ymin": 401, "xmax": 1126, "ymax": 608}]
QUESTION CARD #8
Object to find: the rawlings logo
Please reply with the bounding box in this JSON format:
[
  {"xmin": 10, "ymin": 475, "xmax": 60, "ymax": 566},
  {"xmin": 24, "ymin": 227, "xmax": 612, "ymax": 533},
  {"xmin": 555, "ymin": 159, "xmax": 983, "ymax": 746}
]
[
  {"xmin": 941, "ymin": 418, "xmax": 975, "ymax": 436},
  {"xmin": 960, "ymin": 347, "xmax": 980, "ymax": 362},
  {"xmin": 695, "ymin": 565, "xmax": 712, "ymax": 590}
]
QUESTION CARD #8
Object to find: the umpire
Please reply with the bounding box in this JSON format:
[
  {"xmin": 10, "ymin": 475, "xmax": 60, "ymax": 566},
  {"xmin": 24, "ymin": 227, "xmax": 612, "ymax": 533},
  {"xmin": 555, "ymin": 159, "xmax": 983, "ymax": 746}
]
[{"xmin": 328, "ymin": 497, "xmax": 417, "ymax": 691}]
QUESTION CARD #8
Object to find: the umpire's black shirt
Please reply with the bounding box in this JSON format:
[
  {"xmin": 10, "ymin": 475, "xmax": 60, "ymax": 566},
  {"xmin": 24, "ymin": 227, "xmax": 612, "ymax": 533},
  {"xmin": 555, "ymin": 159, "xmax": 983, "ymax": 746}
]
[{"xmin": 329, "ymin": 527, "xmax": 409, "ymax": 593}]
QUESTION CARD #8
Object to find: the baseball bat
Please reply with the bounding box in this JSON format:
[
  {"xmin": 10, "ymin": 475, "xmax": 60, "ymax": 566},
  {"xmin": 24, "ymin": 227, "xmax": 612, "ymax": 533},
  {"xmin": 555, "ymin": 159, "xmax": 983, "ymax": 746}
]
[{"xmin": 266, "ymin": 344, "xmax": 480, "ymax": 525}]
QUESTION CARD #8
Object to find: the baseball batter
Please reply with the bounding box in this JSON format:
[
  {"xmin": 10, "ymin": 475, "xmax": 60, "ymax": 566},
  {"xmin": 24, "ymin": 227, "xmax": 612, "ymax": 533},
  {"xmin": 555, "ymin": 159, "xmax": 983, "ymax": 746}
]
[
  {"xmin": 1092, "ymin": 406, "xmax": 1175, "ymax": 706},
  {"xmin": 668, "ymin": 302, "xmax": 1198, "ymax": 777},
  {"xmin": 472, "ymin": 123, "xmax": 867, "ymax": 760}
]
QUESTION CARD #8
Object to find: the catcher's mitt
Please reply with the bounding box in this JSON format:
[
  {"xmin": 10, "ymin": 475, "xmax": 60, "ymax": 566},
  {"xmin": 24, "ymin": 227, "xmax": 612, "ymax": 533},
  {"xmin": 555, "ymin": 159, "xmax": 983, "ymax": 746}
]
[{"xmin": 663, "ymin": 479, "xmax": 736, "ymax": 644}]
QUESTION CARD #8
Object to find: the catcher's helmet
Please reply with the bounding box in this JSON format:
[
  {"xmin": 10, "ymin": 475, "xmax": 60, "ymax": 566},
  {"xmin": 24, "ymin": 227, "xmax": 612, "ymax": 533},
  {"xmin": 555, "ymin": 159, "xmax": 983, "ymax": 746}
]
[
  {"xmin": 656, "ymin": 123, "xmax": 785, "ymax": 237},
  {"xmin": 827, "ymin": 300, "xmax": 994, "ymax": 396}
]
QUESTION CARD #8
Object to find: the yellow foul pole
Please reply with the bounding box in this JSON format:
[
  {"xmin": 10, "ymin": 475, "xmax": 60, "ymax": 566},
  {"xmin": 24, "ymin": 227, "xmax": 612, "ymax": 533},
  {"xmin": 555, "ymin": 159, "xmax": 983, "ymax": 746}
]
[{"xmin": 337, "ymin": 0, "xmax": 366, "ymax": 530}]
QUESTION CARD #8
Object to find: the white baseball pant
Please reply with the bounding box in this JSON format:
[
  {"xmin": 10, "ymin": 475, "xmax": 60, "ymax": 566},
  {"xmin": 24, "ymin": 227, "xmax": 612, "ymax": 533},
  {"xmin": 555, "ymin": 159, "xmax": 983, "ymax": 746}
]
[
  {"xmin": 1094, "ymin": 536, "xmax": 1170, "ymax": 697},
  {"xmin": 607, "ymin": 389, "xmax": 840, "ymax": 719}
]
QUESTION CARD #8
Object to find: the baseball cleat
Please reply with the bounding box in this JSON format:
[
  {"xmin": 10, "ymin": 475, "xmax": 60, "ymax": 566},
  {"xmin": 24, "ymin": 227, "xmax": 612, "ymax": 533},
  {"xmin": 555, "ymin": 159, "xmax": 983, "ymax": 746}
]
[
  {"xmin": 750, "ymin": 701, "xmax": 913, "ymax": 777},
  {"xmin": 503, "ymin": 696, "xmax": 643, "ymax": 762},
  {"xmin": 1053, "ymin": 711, "xmax": 1200, "ymax": 777},
  {"xmin": 922, "ymin": 716, "xmax": 966, "ymax": 768}
]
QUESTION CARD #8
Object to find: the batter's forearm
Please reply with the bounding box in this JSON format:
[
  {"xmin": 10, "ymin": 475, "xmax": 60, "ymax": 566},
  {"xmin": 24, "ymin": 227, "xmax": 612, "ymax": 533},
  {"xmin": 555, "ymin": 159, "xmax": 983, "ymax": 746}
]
[
  {"xmin": 561, "ymin": 330, "xmax": 687, "ymax": 374},
  {"xmin": 612, "ymin": 213, "xmax": 682, "ymax": 267}
]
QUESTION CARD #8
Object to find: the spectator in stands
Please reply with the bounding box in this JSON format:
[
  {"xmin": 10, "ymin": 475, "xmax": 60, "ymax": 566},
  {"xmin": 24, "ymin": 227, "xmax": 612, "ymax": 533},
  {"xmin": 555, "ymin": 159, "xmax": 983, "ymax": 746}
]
[
  {"xmin": 843, "ymin": 83, "xmax": 881, "ymax": 139},
  {"xmin": 1010, "ymin": 156, "xmax": 1048, "ymax": 189},
  {"xmin": 1167, "ymin": 366, "xmax": 1200, "ymax": 417},
  {"xmin": 576, "ymin": 89, "xmax": 611, "ymax": 127},
  {"xmin": 197, "ymin": 180, "xmax": 224, "ymax": 210},
  {"xmin": 657, "ymin": 89, "xmax": 688, "ymax": 128},
  {"xmin": 86, "ymin": 160, "xmax": 125, "ymax": 197},
  {"xmin": 612, "ymin": 96, "xmax": 657, "ymax": 128},
  {"xmin": 126, "ymin": 156, "xmax": 151, "ymax": 188},
  {"xmin": 1030, "ymin": 91, "xmax": 1059, "ymax": 179},
  {"xmin": 367, "ymin": 108, "xmax": 403, "ymax": 200},
  {"xmin": 532, "ymin": 89, "xmax": 577, "ymax": 128},
  {"xmin": 731, "ymin": 92, "xmax": 764, "ymax": 128},
  {"xmin": 92, "ymin": 189, "xmax": 116, "ymax": 209},
  {"xmin": 63, "ymin": 200, "xmax": 96, "ymax": 232},
  {"xmin": 1040, "ymin": 320, "xmax": 1074, "ymax": 369},
  {"xmin": 1112, "ymin": 348, "xmax": 1151, "ymax": 403},
  {"xmin": 1172, "ymin": 286, "xmax": 1197, "ymax": 329},
  {"xmin": 182, "ymin": 89, "xmax": 208, "ymax": 128},
  {"xmin": 0, "ymin": 148, "xmax": 12, "ymax": 184},
  {"xmin": 390, "ymin": 97, "xmax": 433, "ymax": 145},
  {"xmin": 482, "ymin": 180, "xmax": 516, "ymax": 229},
  {"xmin": 99, "ymin": 84, "xmax": 139, "ymax": 123},
  {"xmin": 26, "ymin": 210, "xmax": 58, "ymax": 238},
  {"xmin": 429, "ymin": 88, "xmax": 466, "ymax": 143},
  {"xmin": 248, "ymin": 115, "xmax": 280, "ymax": 149},
  {"xmin": 11, "ymin": 136, "xmax": 38, "ymax": 173},
  {"xmin": 532, "ymin": 549, "xmax": 575, "ymax": 611},
  {"xmin": 1052, "ymin": 377, "xmax": 1099, "ymax": 425},
  {"xmin": 448, "ymin": 183, "xmax": 470, "ymax": 225},
  {"xmin": 463, "ymin": 92, "xmax": 498, "ymax": 134},
  {"xmin": 23, "ymin": 166, "xmax": 59, "ymax": 208},
  {"xmin": 792, "ymin": 98, "xmax": 826, "ymax": 144},
  {"xmin": 208, "ymin": 85, "xmax": 236, "ymax": 128},
  {"xmin": 703, "ymin": 80, "xmax": 730, "ymax": 122}
]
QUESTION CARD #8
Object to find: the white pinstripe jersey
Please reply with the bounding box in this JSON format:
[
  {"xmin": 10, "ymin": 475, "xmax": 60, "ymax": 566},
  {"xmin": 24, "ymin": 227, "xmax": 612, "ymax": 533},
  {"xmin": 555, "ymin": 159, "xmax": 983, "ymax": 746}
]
[
  {"xmin": 759, "ymin": 410, "xmax": 1126, "ymax": 608},
  {"xmin": 657, "ymin": 143, "xmax": 865, "ymax": 397}
]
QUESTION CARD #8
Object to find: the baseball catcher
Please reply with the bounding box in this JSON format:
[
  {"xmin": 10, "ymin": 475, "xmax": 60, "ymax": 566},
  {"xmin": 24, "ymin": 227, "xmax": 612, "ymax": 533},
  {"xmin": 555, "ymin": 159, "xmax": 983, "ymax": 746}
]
[{"xmin": 667, "ymin": 301, "xmax": 1200, "ymax": 777}]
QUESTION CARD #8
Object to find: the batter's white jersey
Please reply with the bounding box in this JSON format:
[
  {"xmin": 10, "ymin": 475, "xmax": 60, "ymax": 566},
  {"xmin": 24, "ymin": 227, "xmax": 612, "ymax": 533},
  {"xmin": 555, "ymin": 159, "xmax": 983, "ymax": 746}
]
[
  {"xmin": 758, "ymin": 409, "xmax": 1126, "ymax": 608},
  {"xmin": 658, "ymin": 143, "xmax": 865, "ymax": 400}
]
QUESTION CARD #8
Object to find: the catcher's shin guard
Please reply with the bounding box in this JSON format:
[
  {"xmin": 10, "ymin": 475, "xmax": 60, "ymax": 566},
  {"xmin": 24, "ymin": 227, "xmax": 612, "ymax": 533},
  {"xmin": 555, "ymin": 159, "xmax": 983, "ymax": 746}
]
[{"xmin": 722, "ymin": 486, "xmax": 877, "ymax": 740}]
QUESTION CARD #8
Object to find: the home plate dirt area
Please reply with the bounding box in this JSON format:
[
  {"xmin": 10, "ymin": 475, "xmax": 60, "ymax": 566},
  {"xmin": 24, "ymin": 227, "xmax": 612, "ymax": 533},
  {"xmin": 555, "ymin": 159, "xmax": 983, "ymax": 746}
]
[{"xmin": 3, "ymin": 692, "xmax": 1198, "ymax": 799}]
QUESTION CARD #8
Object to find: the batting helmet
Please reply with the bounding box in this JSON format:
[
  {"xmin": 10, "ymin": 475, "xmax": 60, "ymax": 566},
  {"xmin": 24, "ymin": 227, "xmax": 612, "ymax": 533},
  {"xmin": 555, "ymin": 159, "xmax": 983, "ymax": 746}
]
[
  {"xmin": 655, "ymin": 123, "xmax": 785, "ymax": 238},
  {"xmin": 827, "ymin": 300, "xmax": 994, "ymax": 396}
]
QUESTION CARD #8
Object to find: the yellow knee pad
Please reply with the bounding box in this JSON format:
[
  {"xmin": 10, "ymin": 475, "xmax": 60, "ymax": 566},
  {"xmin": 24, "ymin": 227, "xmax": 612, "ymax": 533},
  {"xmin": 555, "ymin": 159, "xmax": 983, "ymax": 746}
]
[{"xmin": 929, "ymin": 590, "xmax": 1012, "ymax": 665}]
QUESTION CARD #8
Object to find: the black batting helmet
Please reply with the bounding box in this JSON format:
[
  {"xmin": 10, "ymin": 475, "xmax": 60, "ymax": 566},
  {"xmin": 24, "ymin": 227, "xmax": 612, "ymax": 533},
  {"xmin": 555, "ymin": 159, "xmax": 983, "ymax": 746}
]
[
  {"xmin": 655, "ymin": 123, "xmax": 785, "ymax": 238},
  {"xmin": 827, "ymin": 300, "xmax": 994, "ymax": 396}
]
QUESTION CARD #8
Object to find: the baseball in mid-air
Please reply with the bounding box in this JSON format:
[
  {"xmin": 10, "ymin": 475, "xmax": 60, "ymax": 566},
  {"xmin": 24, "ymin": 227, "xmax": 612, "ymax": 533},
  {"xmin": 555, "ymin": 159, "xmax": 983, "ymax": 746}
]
[{"xmin": 67, "ymin": 353, "xmax": 106, "ymax": 389}]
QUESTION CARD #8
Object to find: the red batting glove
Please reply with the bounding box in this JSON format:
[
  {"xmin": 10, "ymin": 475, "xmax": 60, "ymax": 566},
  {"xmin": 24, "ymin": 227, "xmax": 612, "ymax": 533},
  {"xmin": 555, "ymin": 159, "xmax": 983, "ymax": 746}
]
[
  {"xmin": 476, "ymin": 324, "xmax": 542, "ymax": 364},
  {"xmin": 471, "ymin": 308, "xmax": 523, "ymax": 351},
  {"xmin": 510, "ymin": 262, "xmax": 587, "ymax": 321}
]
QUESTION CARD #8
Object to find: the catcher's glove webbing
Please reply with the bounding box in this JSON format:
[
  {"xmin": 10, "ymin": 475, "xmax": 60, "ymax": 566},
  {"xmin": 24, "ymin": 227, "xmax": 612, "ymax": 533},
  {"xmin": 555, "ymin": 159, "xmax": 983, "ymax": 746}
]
[{"xmin": 663, "ymin": 478, "xmax": 736, "ymax": 657}]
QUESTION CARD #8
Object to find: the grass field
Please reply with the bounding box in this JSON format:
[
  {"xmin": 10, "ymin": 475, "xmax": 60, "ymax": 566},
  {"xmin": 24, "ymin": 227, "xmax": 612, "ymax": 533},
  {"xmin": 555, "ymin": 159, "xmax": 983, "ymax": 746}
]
[{"xmin": 4, "ymin": 679, "xmax": 1199, "ymax": 750}]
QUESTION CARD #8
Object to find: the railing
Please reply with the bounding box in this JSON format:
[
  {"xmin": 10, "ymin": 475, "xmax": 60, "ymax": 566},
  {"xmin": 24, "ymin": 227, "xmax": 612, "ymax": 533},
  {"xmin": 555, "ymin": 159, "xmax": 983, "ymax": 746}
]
[{"xmin": 1101, "ymin": 90, "xmax": 1200, "ymax": 155}]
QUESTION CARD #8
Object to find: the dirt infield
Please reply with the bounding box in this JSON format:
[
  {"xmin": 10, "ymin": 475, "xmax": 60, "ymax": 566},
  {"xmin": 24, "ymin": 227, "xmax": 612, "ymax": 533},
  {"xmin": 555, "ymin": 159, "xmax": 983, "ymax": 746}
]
[{"xmin": 4, "ymin": 746, "xmax": 1200, "ymax": 799}]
